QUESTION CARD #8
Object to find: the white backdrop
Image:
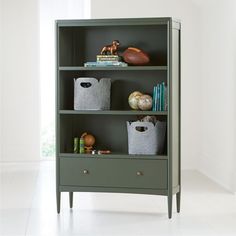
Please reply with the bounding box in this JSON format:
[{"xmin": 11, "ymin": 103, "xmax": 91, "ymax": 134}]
[
  {"xmin": 91, "ymin": 0, "xmax": 236, "ymax": 191},
  {"xmin": 0, "ymin": 0, "xmax": 2, "ymax": 161},
  {"xmin": 0, "ymin": 0, "xmax": 235, "ymax": 191},
  {"xmin": 0, "ymin": 0, "xmax": 40, "ymax": 162},
  {"xmin": 198, "ymin": 0, "xmax": 236, "ymax": 192},
  {"xmin": 0, "ymin": 0, "xmax": 90, "ymax": 162},
  {"xmin": 40, "ymin": 0, "xmax": 90, "ymax": 158}
]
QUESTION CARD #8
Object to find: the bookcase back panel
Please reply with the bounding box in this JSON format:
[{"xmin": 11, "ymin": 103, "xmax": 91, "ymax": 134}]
[
  {"xmin": 59, "ymin": 25, "xmax": 167, "ymax": 66},
  {"xmin": 59, "ymin": 70, "xmax": 167, "ymax": 110},
  {"xmin": 59, "ymin": 115, "xmax": 167, "ymax": 154}
]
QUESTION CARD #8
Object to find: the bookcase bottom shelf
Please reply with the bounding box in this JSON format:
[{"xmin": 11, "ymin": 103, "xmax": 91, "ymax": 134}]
[
  {"xmin": 59, "ymin": 153, "xmax": 168, "ymax": 160},
  {"xmin": 60, "ymin": 114, "xmax": 167, "ymax": 155}
]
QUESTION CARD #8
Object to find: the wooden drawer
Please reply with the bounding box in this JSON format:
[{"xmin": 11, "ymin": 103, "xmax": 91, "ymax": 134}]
[{"xmin": 60, "ymin": 158, "xmax": 167, "ymax": 189}]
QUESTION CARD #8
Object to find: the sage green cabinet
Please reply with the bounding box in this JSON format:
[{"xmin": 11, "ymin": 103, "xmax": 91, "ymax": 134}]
[{"xmin": 56, "ymin": 17, "xmax": 181, "ymax": 219}]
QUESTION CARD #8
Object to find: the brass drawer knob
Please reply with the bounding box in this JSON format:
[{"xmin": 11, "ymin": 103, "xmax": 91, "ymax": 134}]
[
  {"xmin": 83, "ymin": 169, "xmax": 89, "ymax": 174},
  {"xmin": 136, "ymin": 171, "xmax": 143, "ymax": 176}
]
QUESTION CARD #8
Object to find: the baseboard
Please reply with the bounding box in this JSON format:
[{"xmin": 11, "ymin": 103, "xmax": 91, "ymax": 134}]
[
  {"xmin": 197, "ymin": 168, "xmax": 234, "ymax": 193},
  {"xmin": 0, "ymin": 158, "xmax": 54, "ymax": 165}
]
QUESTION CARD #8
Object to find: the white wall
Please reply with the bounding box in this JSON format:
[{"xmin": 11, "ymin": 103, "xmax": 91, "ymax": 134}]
[
  {"xmin": 91, "ymin": 0, "xmax": 202, "ymax": 170},
  {"xmin": 40, "ymin": 0, "xmax": 90, "ymax": 158},
  {"xmin": 1, "ymin": 0, "xmax": 235, "ymax": 191},
  {"xmin": 91, "ymin": 0, "xmax": 236, "ymax": 191},
  {"xmin": 0, "ymin": 0, "xmax": 40, "ymax": 162},
  {"xmin": 0, "ymin": 0, "xmax": 90, "ymax": 162},
  {"xmin": 0, "ymin": 0, "xmax": 2, "ymax": 160},
  {"xmin": 198, "ymin": 0, "xmax": 236, "ymax": 191}
]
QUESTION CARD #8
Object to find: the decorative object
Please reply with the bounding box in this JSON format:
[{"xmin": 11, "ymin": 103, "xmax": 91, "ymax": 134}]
[
  {"xmin": 98, "ymin": 150, "xmax": 111, "ymax": 155},
  {"xmin": 139, "ymin": 115, "xmax": 157, "ymax": 125},
  {"xmin": 74, "ymin": 77, "xmax": 111, "ymax": 110},
  {"xmin": 128, "ymin": 92, "xmax": 153, "ymax": 111},
  {"xmin": 128, "ymin": 91, "xmax": 143, "ymax": 110},
  {"xmin": 123, "ymin": 47, "xmax": 150, "ymax": 65},
  {"xmin": 84, "ymin": 46, "xmax": 126, "ymax": 67},
  {"xmin": 100, "ymin": 40, "xmax": 120, "ymax": 55},
  {"xmin": 81, "ymin": 132, "xmax": 96, "ymax": 153},
  {"xmin": 79, "ymin": 137, "xmax": 85, "ymax": 154},
  {"xmin": 138, "ymin": 94, "xmax": 152, "ymax": 110},
  {"xmin": 73, "ymin": 137, "xmax": 79, "ymax": 153}
]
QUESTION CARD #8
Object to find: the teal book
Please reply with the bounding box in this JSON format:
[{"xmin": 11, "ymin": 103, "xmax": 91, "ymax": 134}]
[
  {"xmin": 155, "ymin": 86, "xmax": 158, "ymax": 111},
  {"xmin": 152, "ymin": 86, "xmax": 156, "ymax": 111},
  {"xmin": 160, "ymin": 84, "xmax": 163, "ymax": 111},
  {"xmin": 157, "ymin": 84, "xmax": 160, "ymax": 111},
  {"xmin": 164, "ymin": 85, "xmax": 168, "ymax": 111},
  {"xmin": 155, "ymin": 85, "xmax": 158, "ymax": 111},
  {"xmin": 162, "ymin": 82, "xmax": 165, "ymax": 111}
]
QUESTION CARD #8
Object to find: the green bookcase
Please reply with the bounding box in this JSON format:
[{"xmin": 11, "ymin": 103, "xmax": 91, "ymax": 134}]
[{"xmin": 56, "ymin": 17, "xmax": 181, "ymax": 219}]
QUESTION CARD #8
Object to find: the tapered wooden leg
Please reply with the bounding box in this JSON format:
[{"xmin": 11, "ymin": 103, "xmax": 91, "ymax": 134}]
[
  {"xmin": 69, "ymin": 192, "xmax": 73, "ymax": 209},
  {"xmin": 176, "ymin": 191, "xmax": 181, "ymax": 213},
  {"xmin": 57, "ymin": 191, "xmax": 61, "ymax": 214},
  {"xmin": 168, "ymin": 195, "xmax": 172, "ymax": 219}
]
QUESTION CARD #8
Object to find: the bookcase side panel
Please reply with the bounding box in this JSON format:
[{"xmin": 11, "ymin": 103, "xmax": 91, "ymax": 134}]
[{"xmin": 171, "ymin": 28, "xmax": 180, "ymax": 189}]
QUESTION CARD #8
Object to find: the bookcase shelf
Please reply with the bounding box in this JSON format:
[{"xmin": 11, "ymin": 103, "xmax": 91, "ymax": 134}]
[
  {"xmin": 59, "ymin": 66, "xmax": 168, "ymax": 71},
  {"xmin": 59, "ymin": 153, "xmax": 168, "ymax": 160},
  {"xmin": 56, "ymin": 17, "xmax": 181, "ymax": 219},
  {"xmin": 59, "ymin": 70, "xmax": 167, "ymax": 111},
  {"xmin": 59, "ymin": 110, "xmax": 168, "ymax": 115}
]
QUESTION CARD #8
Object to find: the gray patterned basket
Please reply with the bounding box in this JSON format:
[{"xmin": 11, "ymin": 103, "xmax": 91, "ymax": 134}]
[
  {"xmin": 127, "ymin": 121, "xmax": 166, "ymax": 155},
  {"xmin": 74, "ymin": 77, "xmax": 111, "ymax": 110}
]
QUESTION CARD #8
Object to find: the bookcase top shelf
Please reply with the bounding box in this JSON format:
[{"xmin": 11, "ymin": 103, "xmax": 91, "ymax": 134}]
[
  {"xmin": 59, "ymin": 110, "xmax": 168, "ymax": 115},
  {"xmin": 59, "ymin": 66, "xmax": 168, "ymax": 71},
  {"xmin": 56, "ymin": 17, "xmax": 180, "ymax": 27}
]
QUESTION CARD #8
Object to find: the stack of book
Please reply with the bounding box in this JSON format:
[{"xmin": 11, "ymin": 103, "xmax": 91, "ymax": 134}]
[
  {"xmin": 152, "ymin": 82, "xmax": 168, "ymax": 111},
  {"xmin": 84, "ymin": 55, "xmax": 128, "ymax": 67},
  {"xmin": 96, "ymin": 55, "xmax": 121, "ymax": 62}
]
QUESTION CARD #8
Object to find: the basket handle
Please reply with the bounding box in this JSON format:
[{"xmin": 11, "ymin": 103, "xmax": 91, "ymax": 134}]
[
  {"xmin": 135, "ymin": 126, "xmax": 148, "ymax": 132},
  {"xmin": 74, "ymin": 77, "xmax": 98, "ymax": 88},
  {"xmin": 130, "ymin": 121, "xmax": 154, "ymax": 133},
  {"xmin": 80, "ymin": 82, "xmax": 92, "ymax": 88}
]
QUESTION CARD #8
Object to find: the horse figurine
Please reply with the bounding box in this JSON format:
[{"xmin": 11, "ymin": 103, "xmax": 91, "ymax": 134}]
[{"xmin": 100, "ymin": 40, "xmax": 120, "ymax": 55}]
